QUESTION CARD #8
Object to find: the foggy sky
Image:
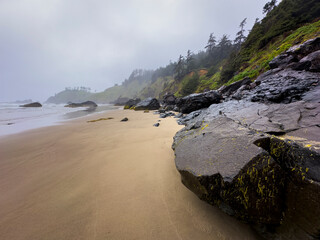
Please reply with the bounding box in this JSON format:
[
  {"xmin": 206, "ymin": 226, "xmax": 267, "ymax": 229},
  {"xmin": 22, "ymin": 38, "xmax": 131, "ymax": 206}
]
[{"xmin": 0, "ymin": 0, "xmax": 267, "ymax": 102}]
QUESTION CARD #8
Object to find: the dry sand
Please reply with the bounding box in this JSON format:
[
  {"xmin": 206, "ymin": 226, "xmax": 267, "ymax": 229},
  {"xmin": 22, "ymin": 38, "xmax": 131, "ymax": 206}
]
[{"xmin": 0, "ymin": 110, "xmax": 260, "ymax": 240}]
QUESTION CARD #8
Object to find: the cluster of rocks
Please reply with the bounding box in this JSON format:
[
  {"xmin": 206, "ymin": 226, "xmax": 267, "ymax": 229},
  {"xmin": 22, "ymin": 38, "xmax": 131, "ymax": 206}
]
[
  {"xmin": 122, "ymin": 97, "xmax": 160, "ymax": 111},
  {"xmin": 65, "ymin": 101, "xmax": 98, "ymax": 108},
  {"xmin": 172, "ymin": 38, "xmax": 320, "ymax": 239}
]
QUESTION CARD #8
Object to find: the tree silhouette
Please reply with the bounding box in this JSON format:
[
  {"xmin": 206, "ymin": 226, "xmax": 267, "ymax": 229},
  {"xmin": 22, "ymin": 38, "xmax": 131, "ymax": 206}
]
[
  {"xmin": 174, "ymin": 55, "xmax": 186, "ymax": 80},
  {"xmin": 263, "ymin": 0, "xmax": 277, "ymax": 14},
  {"xmin": 234, "ymin": 18, "xmax": 247, "ymax": 49}
]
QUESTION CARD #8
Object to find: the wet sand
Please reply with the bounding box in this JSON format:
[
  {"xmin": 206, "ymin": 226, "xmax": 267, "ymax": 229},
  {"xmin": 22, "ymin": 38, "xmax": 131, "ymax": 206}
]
[{"xmin": 0, "ymin": 110, "xmax": 260, "ymax": 240}]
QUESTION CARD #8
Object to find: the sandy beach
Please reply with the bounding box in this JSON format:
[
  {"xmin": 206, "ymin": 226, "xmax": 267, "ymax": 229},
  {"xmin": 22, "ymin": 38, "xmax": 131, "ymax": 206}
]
[{"xmin": 0, "ymin": 110, "xmax": 260, "ymax": 240}]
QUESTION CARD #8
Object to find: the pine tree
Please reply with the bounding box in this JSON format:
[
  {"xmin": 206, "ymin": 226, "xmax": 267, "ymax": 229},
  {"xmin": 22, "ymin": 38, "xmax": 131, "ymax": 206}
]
[
  {"xmin": 186, "ymin": 50, "xmax": 195, "ymax": 73},
  {"xmin": 205, "ymin": 33, "xmax": 217, "ymax": 53},
  {"xmin": 234, "ymin": 18, "xmax": 247, "ymax": 50},
  {"xmin": 263, "ymin": 0, "xmax": 277, "ymax": 14},
  {"xmin": 174, "ymin": 55, "xmax": 186, "ymax": 80}
]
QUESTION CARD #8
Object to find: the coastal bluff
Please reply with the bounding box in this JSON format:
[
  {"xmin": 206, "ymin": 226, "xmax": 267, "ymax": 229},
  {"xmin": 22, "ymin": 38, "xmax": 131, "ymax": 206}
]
[{"xmin": 172, "ymin": 38, "xmax": 320, "ymax": 239}]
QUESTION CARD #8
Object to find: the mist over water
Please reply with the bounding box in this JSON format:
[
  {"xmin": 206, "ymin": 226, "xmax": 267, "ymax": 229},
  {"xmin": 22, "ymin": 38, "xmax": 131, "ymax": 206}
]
[{"xmin": 0, "ymin": 103, "xmax": 118, "ymax": 137}]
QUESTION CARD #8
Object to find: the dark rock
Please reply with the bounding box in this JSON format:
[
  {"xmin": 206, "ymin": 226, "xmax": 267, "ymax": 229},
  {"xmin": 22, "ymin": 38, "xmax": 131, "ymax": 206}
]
[
  {"xmin": 153, "ymin": 123, "xmax": 160, "ymax": 127},
  {"xmin": 176, "ymin": 90, "xmax": 222, "ymax": 114},
  {"xmin": 269, "ymin": 54, "xmax": 296, "ymax": 69},
  {"xmin": 177, "ymin": 110, "xmax": 203, "ymax": 125},
  {"xmin": 162, "ymin": 93, "xmax": 177, "ymax": 105},
  {"xmin": 134, "ymin": 97, "xmax": 160, "ymax": 111},
  {"xmin": 269, "ymin": 37, "xmax": 320, "ymax": 70},
  {"xmin": 173, "ymin": 117, "xmax": 287, "ymax": 224},
  {"xmin": 219, "ymin": 77, "xmax": 252, "ymax": 97},
  {"xmin": 124, "ymin": 98, "xmax": 141, "ymax": 109},
  {"xmin": 248, "ymin": 68, "xmax": 319, "ymax": 103},
  {"xmin": 65, "ymin": 101, "xmax": 97, "ymax": 108},
  {"xmin": 159, "ymin": 112, "xmax": 176, "ymax": 118},
  {"xmin": 120, "ymin": 117, "xmax": 128, "ymax": 122},
  {"xmin": 174, "ymin": 113, "xmax": 184, "ymax": 118},
  {"xmin": 20, "ymin": 102, "xmax": 42, "ymax": 107},
  {"xmin": 113, "ymin": 97, "xmax": 130, "ymax": 106},
  {"xmin": 294, "ymin": 50, "xmax": 320, "ymax": 72},
  {"xmin": 286, "ymin": 37, "xmax": 320, "ymax": 59}
]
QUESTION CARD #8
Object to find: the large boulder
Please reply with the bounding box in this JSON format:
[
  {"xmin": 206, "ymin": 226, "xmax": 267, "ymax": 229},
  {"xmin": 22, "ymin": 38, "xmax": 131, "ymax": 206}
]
[
  {"xmin": 293, "ymin": 50, "xmax": 320, "ymax": 72},
  {"xmin": 173, "ymin": 85, "xmax": 320, "ymax": 238},
  {"xmin": 64, "ymin": 101, "xmax": 97, "ymax": 108},
  {"xmin": 176, "ymin": 90, "xmax": 222, "ymax": 114},
  {"xmin": 124, "ymin": 98, "xmax": 141, "ymax": 109},
  {"xmin": 20, "ymin": 102, "xmax": 42, "ymax": 107},
  {"xmin": 162, "ymin": 93, "xmax": 177, "ymax": 105},
  {"xmin": 173, "ymin": 117, "xmax": 287, "ymax": 224},
  {"xmin": 134, "ymin": 97, "xmax": 160, "ymax": 111}
]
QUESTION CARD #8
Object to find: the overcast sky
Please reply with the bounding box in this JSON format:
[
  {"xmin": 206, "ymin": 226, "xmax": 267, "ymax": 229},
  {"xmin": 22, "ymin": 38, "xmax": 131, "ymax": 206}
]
[{"xmin": 0, "ymin": 0, "xmax": 267, "ymax": 102}]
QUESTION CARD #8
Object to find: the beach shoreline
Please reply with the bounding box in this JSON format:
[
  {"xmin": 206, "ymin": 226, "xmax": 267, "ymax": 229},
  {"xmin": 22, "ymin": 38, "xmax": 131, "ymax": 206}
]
[{"xmin": 0, "ymin": 109, "xmax": 260, "ymax": 240}]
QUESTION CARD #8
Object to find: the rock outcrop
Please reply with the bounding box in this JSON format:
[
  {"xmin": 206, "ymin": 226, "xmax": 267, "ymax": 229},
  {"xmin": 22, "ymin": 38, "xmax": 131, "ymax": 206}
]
[
  {"xmin": 172, "ymin": 38, "xmax": 320, "ymax": 239},
  {"xmin": 124, "ymin": 98, "xmax": 141, "ymax": 109},
  {"xmin": 176, "ymin": 90, "xmax": 222, "ymax": 114},
  {"xmin": 64, "ymin": 101, "xmax": 97, "ymax": 108},
  {"xmin": 161, "ymin": 93, "xmax": 177, "ymax": 111},
  {"xmin": 134, "ymin": 97, "xmax": 160, "ymax": 111},
  {"xmin": 20, "ymin": 102, "xmax": 42, "ymax": 107}
]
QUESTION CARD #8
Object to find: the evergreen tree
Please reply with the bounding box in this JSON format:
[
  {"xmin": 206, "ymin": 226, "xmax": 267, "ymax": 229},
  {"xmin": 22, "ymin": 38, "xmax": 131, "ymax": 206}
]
[
  {"xmin": 205, "ymin": 33, "xmax": 217, "ymax": 53},
  {"xmin": 186, "ymin": 50, "xmax": 195, "ymax": 73},
  {"xmin": 263, "ymin": 0, "xmax": 277, "ymax": 14},
  {"xmin": 234, "ymin": 18, "xmax": 247, "ymax": 50},
  {"xmin": 174, "ymin": 55, "xmax": 186, "ymax": 80}
]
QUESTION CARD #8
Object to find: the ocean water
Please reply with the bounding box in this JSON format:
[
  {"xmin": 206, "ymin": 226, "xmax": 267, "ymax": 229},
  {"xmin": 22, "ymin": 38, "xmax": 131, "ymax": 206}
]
[{"xmin": 0, "ymin": 103, "xmax": 119, "ymax": 137}]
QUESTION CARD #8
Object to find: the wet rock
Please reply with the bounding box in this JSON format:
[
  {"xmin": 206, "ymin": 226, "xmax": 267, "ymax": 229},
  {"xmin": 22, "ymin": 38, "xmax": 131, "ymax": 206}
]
[
  {"xmin": 134, "ymin": 97, "xmax": 160, "ymax": 111},
  {"xmin": 20, "ymin": 102, "xmax": 42, "ymax": 107},
  {"xmin": 286, "ymin": 37, "xmax": 320, "ymax": 59},
  {"xmin": 159, "ymin": 112, "xmax": 176, "ymax": 118},
  {"xmin": 124, "ymin": 98, "xmax": 141, "ymax": 109},
  {"xmin": 174, "ymin": 113, "xmax": 184, "ymax": 118},
  {"xmin": 219, "ymin": 77, "xmax": 252, "ymax": 97},
  {"xmin": 153, "ymin": 123, "xmax": 160, "ymax": 127},
  {"xmin": 65, "ymin": 101, "xmax": 97, "ymax": 108},
  {"xmin": 120, "ymin": 117, "xmax": 128, "ymax": 122},
  {"xmin": 249, "ymin": 68, "xmax": 319, "ymax": 103},
  {"xmin": 269, "ymin": 54, "xmax": 296, "ymax": 69},
  {"xmin": 177, "ymin": 110, "xmax": 203, "ymax": 125},
  {"xmin": 162, "ymin": 93, "xmax": 177, "ymax": 105},
  {"xmin": 173, "ymin": 117, "xmax": 287, "ymax": 224},
  {"xmin": 294, "ymin": 50, "xmax": 320, "ymax": 72},
  {"xmin": 176, "ymin": 90, "xmax": 222, "ymax": 114}
]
